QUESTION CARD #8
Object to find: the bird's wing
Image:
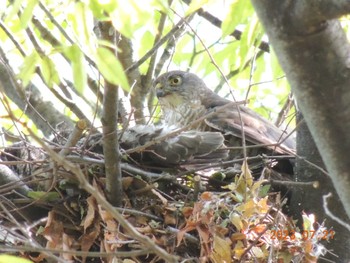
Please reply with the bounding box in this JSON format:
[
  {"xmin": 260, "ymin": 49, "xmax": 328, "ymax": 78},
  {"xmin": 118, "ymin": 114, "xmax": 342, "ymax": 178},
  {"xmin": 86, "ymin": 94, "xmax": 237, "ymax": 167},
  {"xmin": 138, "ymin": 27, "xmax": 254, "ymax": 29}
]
[
  {"xmin": 121, "ymin": 125, "xmax": 229, "ymax": 166},
  {"xmin": 204, "ymin": 105, "xmax": 295, "ymax": 154}
]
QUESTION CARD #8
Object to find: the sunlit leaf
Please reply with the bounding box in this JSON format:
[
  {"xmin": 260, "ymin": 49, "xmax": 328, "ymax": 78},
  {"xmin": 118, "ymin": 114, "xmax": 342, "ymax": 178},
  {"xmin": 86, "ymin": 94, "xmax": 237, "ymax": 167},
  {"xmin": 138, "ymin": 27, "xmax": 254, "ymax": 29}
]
[
  {"xmin": 239, "ymin": 15, "xmax": 262, "ymax": 71},
  {"xmin": 186, "ymin": 0, "xmax": 211, "ymax": 15},
  {"xmin": 270, "ymin": 49, "xmax": 285, "ymax": 78},
  {"xmin": 221, "ymin": 0, "xmax": 254, "ymax": 37},
  {"xmin": 4, "ymin": 0, "xmax": 23, "ymax": 22},
  {"xmin": 0, "ymin": 255, "xmax": 33, "ymax": 263},
  {"xmin": 17, "ymin": 51, "xmax": 40, "ymax": 87},
  {"xmin": 230, "ymin": 213, "xmax": 243, "ymax": 230},
  {"xmin": 257, "ymin": 197, "xmax": 269, "ymax": 213},
  {"xmin": 20, "ymin": 0, "xmax": 39, "ymax": 29},
  {"xmin": 251, "ymin": 246, "xmax": 265, "ymax": 258},
  {"xmin": 251, "ymin": 179, "xmax": 264, "ymax": 195},
  {"xmin": 233, "ymin": 241, "xmax": 246, "ymax": 258},
  {"xmin": 89, "ymin": 0, "xmax": 118, "ymax": 18},
  {"xmin": 109, "ymin": 0, "xmax": 154, "ymax": 39},
  {"xmin": 236, "ymin": 199, "xmax": 256, "ymax": 217},
  {"xmin": 64, "ymin": 44, "xmax": 87, "ymax": 93},
  {"xmin": 241, "ymin": 160, "xmax": 253, "ymax": 187},
  {"xmin": 211, "ymin": 235, "xmax": 232, "ymax": 263},
  {"xmin": 95, "ymin": 47, "xmax": 130, "ymax": 91},
  {"xmin": 67, "ymin": 1, "xmax": 91, "ymax": 46},
  {"xmin": 302, "ymin": 213, "xmax": 316, "ymax": 231},
  {"xmin": 41, "ymin": 56, "xmax": 60, "ymax": 88},
  {"xmin": 235, "ymin": 160, "xmax": 253, "ymax": 195}
]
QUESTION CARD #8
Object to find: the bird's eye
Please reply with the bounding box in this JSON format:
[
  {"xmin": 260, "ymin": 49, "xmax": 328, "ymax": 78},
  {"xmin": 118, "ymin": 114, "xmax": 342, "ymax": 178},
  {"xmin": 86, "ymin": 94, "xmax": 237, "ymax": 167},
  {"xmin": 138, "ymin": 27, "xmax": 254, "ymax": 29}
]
[{"xmin": 169, "ymin": 76, "xmax": 182, "ymax": 86}]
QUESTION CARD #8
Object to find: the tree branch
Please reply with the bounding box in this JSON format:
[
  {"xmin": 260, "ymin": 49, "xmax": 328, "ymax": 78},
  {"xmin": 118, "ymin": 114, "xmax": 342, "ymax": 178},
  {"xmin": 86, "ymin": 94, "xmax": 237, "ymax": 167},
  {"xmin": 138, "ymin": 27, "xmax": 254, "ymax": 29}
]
[
  {"xmin": 292, "ymin": 1, "xmax": 350, "ymax": 28},
  {"xmin": 117, "ymin": 34, "xmax": 144, "ymax": 124},
  {"xmin": 98, "ymin": 21, "xmax": 123, "ymax": 207},
  {"xmin": 125, "ymin": 16, "xmax": 192, "ymax": 73},
  {"xmin": 252, "ymin": 1, "xmax": 350, "ymax": 260},
  {"xmin": 181, "ymin": 0, "xmax": 270, "ymax": 52}
]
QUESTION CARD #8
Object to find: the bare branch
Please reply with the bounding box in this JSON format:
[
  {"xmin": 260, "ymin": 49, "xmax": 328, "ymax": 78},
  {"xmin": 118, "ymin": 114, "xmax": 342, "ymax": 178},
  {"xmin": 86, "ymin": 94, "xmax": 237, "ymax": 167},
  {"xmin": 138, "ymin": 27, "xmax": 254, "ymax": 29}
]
[
  {"xmin": 98, "ymin": 21, "xmax": 123, "ymax": 206},
  {"xmin": 117, "ymin": 34, "xmax": 144, "ymax": 124},
  {"xmin": 125, "ymin": 15, "xmax": 192, "ymax": 73}
]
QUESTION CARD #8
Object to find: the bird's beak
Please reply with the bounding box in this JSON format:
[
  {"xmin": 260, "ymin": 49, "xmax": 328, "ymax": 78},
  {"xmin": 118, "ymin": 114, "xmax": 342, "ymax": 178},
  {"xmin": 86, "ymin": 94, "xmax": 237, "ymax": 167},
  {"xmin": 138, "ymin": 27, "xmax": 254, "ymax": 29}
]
[
  {"xmin": 156, "ymin": 89, "xmax": 166, "ymax": 98},
  {"xmin": 155, "ymin": 83, "xmax": 166, "ymax": 98}
]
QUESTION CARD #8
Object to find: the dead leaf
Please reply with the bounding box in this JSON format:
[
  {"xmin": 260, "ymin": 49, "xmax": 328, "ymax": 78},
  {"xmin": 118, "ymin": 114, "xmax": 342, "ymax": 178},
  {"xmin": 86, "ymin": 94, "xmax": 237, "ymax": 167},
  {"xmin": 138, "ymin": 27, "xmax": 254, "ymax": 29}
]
[
  {"xmin": 122, "ymin": 177, "xmax": 134, "ymax": 190},
  {"xmin": 231, "ymin": 232, "xmax": 246, "ymax": 241},
  {"xmin": 62, "ymin": 233, "xmax": 74, "ymax": 260},
  {"xmin": 42, "ymin": 211, "xmax": 64, "ymax": 246},
  {"xmin": 177, "ymin": 220, "xmax": 197, "ymax": 246},
  {"xmin": 236, "ymin": 199, "xmax": 256, "ymax": 218},
  {"xmin": 196, "ymin": 224, "xmax": 211, "ymax": 256},
  {"xmin": 211, "ymin": 235, "xmax": 232, "ymax": 263},
  {"xmin": 83, "ymin": 196, "xmax": 97, "ymax": 231},
  {"xmin": 164, "ymin": 210, "xmax": 177, "ymax": 225},
  {"xmin": 230, "ymin": 213, "xmax": 243, "ymax": 231},
  {"xmin": 182, "ymin": 207, "xmax": 193, "ymax": 218},
  {"xmin": 233, "ymin": 241, "xmax": 246, "ymax": 259},
  {"xmin": 81, "ymin": 227, "xmax": 100, "ymax": 254},
  {"xmin": 200, "ymin": 191, "xmax": 213, "ymax": 201},
  {"xmin": 251, "ymin": 224, "xmax": 267, "ymax": 234},
  {"xmin": 251, "ymin": 246, "xmax": 264, "ymax": 258}
]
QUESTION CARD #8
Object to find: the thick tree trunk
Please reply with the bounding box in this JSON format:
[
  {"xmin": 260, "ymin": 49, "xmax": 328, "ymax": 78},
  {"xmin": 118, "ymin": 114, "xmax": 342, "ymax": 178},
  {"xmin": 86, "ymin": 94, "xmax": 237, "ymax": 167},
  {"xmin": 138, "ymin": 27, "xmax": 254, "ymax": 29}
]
[
  {"xmin": 290, "ymin": 113, "xmax": 350, "ymax": 261},
  {"xmin": 251, "ymin": 0, "xmax": 350, "ymax": 218},
  {"xmin": 251, "ymin": 1, "xmax": 350, "ymax": 261}
]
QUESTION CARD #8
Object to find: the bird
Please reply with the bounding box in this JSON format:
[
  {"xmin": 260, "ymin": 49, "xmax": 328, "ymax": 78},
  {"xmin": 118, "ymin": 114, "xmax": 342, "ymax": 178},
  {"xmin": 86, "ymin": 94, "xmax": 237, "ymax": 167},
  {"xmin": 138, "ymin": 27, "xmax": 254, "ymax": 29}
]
[
  {"xmin": 119, "ymin": 124, "xmax": 228, "ymax": 167},
  {"xmin": 154, "ymin": 70, "xmax": 295, "ymax": 162},
  {"xmin": 73, "ymin": 125, "xmax": 228, "ymax": 168}
]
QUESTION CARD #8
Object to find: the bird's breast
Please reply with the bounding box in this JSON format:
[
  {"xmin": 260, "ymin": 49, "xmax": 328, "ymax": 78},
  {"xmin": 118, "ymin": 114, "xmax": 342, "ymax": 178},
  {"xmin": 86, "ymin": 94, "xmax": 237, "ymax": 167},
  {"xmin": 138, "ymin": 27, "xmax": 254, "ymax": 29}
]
[{"xmin": 161, "ymin": 101, "xmax": 208, "ymax": 130}]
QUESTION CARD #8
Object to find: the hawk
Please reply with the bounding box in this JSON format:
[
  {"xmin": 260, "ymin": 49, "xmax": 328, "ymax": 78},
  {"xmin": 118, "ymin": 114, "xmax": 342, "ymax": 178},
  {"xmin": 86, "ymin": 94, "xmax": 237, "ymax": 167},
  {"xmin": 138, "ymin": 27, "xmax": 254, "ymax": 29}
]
[
  {"xmin": 120, "ymin": 125, "xmax": 228, "ymax": 166},
  {"xmin": 154, "ymin": 70, "xmax": 295, "ymax": 160}
]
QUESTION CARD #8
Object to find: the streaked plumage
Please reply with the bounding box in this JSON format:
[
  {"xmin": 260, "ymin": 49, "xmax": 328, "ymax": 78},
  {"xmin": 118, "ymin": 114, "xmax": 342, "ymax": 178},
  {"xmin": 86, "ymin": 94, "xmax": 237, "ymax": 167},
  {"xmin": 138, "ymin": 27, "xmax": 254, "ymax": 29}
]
[{"xmin": 154, "ymin": 70, "xmax": 295, "ymax": 157}]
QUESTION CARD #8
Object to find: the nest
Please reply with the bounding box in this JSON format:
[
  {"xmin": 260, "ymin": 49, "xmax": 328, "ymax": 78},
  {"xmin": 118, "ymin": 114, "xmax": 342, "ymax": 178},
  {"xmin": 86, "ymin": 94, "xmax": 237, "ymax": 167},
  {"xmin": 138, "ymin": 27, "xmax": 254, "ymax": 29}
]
[{"xmin": 0, "ymin": 122, "xmax": 325, "ymax": 263}]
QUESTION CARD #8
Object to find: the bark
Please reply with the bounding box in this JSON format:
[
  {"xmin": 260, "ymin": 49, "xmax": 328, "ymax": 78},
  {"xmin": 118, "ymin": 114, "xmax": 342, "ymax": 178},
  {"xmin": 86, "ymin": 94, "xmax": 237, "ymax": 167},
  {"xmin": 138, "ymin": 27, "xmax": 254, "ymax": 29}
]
[
  {"xmin": 251, "ymin": 0, "xmax": 350, "ymax": 260},
  {"xmin": 290, "ymin": 113, "xmax": 350, "ymax": 261},
  {"xmin": 116, "ymin": 35, "xmax": 144, "ymax": 124},
  {"xmin": 98, "ymin": 21, "xmax": 123, "ymax": 207},
  {"xmin": 251, "ymin": 0, "xmax": 350, "ymax": 219},
  {"xmin": 0, "ymin": 58, "xmax": 74, "ymax": 136}
]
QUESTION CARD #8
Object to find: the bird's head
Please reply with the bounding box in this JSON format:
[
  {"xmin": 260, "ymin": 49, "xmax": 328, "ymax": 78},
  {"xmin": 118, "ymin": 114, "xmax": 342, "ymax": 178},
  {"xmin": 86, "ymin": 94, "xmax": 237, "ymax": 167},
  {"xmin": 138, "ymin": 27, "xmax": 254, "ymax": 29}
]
[{"xmin": 154, "ymin": 71, "xmax": 206, "ymax": 108}]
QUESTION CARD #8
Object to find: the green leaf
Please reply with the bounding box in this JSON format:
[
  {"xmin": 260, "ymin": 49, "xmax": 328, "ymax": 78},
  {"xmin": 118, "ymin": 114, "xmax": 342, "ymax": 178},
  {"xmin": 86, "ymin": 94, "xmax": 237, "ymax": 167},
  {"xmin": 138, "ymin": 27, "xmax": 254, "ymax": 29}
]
[
  {"xmin": 259, "ymin": 184, "xmax": 270, "ymax": 197},
  {"xmin": 20, "ymin": 0, "xmax": 39, "ymax": 29},
  {"xmin": 64, "ymin": 44, "xmax": 87, "ymax": 93},
  {"xmin": 186, "ymin": 0, "xmax": 211, "ymax": 15},
  {"xmin": 28, "ymin": 191, "xmax": 60, "ymax": 202},
  {"xmin": 4, "ymin": 0, "xmax": 23, "ymax": 22},
  {"xmin": 68, "ymin": 2, "xmax": 91, "ymax": 46},
  {"xmin": 302, "ymin": 213, "xmax": 315, "ymax": 231},
  {"xmin": 17, "ymin": 51, "xmax": 40, "ymax": 87},
  {"xmin": 238, "ymin": 15, "xmax": 262, "ymax": 71},
  {"xmin": 95, "ymin": 47, "xmax": 130, "ymax": 91},
  {"xmin": 221, "ymin": 0, "xmax": 254, "ymax": 37},
  {"xmin": 270, "ymin": 49, "xmax": 285, "ymax": 79},
  {"xmin": 41, "ymin": 56, "xmax": 60, "ymax": 88},
  {"xmin": 0, "ymin": 255, "xmax": 33, "ymax": 263},
  {"xmin": 89, "ymin": 0, "xmax": 118, "ymax": 18}
]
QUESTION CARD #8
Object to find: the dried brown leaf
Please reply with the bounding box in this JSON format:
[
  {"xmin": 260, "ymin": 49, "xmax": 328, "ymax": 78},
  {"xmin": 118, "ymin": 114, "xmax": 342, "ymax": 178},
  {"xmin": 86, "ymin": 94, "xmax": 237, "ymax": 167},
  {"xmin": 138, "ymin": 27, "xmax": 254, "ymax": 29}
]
[
  {"xmin": 42, "ymin": 211, "xmax": 64, "ymax": 246},
  {"xmin": 83, "ymin": 196, "xmax": 97, "ymax": 231},
  {"xmin": 211, "ymin": 235, "xmax": 232, "ymax": 263}
]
